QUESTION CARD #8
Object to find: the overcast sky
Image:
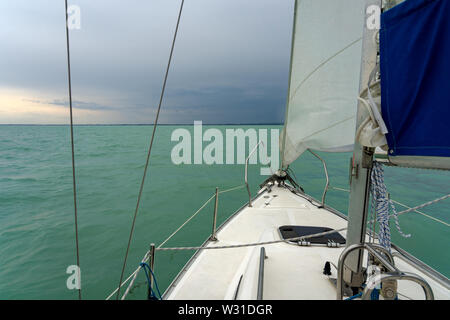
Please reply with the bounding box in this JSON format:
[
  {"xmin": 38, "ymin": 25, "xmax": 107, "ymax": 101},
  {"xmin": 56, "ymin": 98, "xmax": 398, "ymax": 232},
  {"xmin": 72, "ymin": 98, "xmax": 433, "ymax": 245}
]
[{"xmin": 0, "ymin": 0, "xmax": 294, "ymax": 124}]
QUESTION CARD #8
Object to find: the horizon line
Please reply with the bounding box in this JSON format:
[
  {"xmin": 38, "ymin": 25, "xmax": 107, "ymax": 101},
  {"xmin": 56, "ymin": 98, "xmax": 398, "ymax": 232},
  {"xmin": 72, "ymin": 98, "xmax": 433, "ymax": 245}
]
[{"xmin": 0, "ymin": 123, "xmax": 284, "ymax": 126}]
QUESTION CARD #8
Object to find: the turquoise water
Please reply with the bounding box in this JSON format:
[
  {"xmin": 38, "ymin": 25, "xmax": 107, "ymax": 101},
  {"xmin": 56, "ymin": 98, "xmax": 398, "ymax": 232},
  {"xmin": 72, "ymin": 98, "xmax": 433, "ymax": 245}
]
[{"xmin": 0, "ymin": 125, "xmax": 448, "ymax": 300}]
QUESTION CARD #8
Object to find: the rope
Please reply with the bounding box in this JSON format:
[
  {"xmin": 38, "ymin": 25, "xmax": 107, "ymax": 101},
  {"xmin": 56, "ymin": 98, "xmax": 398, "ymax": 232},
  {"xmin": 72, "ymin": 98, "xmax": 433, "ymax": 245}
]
[
  {"xmin": 159, "ymin": 194, "xmax": 216, "ymax": 249},
  {"xmin": 119, "ymin": 251, "xmax": 150, "ymax": 300},
  {"xmin": 371, "ymin": 288, "xmax": 380, "ymax": 300},
  {"xmin": 106, "ymin": 263, "xmax": 141, "ymax": 300},
  {"xmin": 371, "ymin": 162, "xmax": 410, "ymax": 251},
  {"xmin": 140, "ymin": 263, "xmax": 162, "ymax": 300},
  {"xmin": 329, "ymin": 186, "xmax": 350, "ymax": 193},
  {"xmin": 395, "ymin": 194, "xmax": 450, "ymax": 219},
  {"xmin": 218, "ymin": 185, "xmax": 246, "ymax": 194},
  {"xmin": 329, "ymin": 186, "xmax": 449, "ymax": 227},
  {"xmin": 64, "ymin": 0, "xmax": 81, "ymax": 300},
  {"xmin": 154, "ymin": 227, "xmax": 348, "ymax": 251},
  {"xmin": 345, "ymin": 292, "xmax": 363, "ymax": 300},
  {"xmin": 115, "ymin": 0, "xmax": 185, "ymax": 300},
  {"xmin": 392, "ymin": 198, "xmax": 450, "ymax": 227}
]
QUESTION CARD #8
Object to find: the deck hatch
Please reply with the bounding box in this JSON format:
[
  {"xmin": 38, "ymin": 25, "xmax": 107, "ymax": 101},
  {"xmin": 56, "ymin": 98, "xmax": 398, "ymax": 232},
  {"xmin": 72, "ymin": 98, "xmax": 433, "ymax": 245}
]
[{"xmin": 279, "ymin": 226, "xmax": 346, "ymax": 245}]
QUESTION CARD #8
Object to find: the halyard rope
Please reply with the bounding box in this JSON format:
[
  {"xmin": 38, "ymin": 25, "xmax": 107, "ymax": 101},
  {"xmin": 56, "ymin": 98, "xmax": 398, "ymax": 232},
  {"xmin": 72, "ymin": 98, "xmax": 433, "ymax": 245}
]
[{"xmin": 370, "ymin": 161, "xmax": 410, "ymax": 250}]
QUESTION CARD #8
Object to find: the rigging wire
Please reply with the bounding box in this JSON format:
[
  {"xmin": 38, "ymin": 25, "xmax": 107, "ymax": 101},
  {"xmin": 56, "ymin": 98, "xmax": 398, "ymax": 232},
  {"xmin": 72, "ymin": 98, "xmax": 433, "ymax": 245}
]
[
  {"xmin": 107, "ymin": 184, "xmax": 245, "ymax": 300},
  {"xmin": 120, "ymin": 193, "xmax": 215, "ymax": 300},
  {"xmin": 391, "ymin": 198, "xmax": 450, "ymax": 227},
  {"xmin": 115, "ymin": 0, "xmax": 185, "ymax": 300},
  {"xmin": 64, "ymin": 0, "xmax": 81, "ymax": 300},
  {"xmin": 330, "ymin": 186, "xmax": 450, "ymax": 227}
]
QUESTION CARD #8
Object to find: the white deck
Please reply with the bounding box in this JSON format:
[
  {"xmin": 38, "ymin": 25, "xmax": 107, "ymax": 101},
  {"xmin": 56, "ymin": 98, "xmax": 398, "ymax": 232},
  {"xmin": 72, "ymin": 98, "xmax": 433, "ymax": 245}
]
[{"xmin": 165, "ymin": 185, "xmax": 449, "ymax": 300}]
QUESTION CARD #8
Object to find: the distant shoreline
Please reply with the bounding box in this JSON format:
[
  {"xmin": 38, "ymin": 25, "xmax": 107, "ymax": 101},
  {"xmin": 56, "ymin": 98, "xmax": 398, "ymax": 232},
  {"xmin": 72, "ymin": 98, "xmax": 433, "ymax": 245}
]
[{"xmin": 0, "ymin": 123, "xmax": 284, "ymax": 126}]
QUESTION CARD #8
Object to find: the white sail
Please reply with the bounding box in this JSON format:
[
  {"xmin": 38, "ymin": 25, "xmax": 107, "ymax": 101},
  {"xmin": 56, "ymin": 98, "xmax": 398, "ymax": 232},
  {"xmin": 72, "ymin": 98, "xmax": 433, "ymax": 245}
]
[{"xmin": 281, "ymin": 0, "xmax": 366, "ymax": 167}]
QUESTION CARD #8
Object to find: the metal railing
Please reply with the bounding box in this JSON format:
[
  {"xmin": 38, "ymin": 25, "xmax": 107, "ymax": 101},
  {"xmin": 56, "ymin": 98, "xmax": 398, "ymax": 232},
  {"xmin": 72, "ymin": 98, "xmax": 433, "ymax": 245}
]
[
  {"xmin": 308, "ymin": 149, "xmax": 330, "ymax": 207},
  {"xmin": 337, "ymin": 243, "xmax": 434, "ymax": 300},
  {"xmin": 244, "ymin": 145, "xmax": 329, "ymax": 208},
  {"xmin": 245, "ymin": 141, "xmax": 264, "ymax": 207},
  {"xmin": 257, "ymin": 247, "xmax": 266, "ymax": 300},
  {"xmin": 149, "ymin": 243, "xmax": 156, "ymax": 292},
  {"xmin": 391, "ymin": 247, "xmax": 450, "ymax": 290},
  {"xmin": 361, "ymin": 271, "xmax": 434, "ymax": 300},
  {"xmin": 210, "ymin": 187, "xmax": 219, "ymax": 241}
]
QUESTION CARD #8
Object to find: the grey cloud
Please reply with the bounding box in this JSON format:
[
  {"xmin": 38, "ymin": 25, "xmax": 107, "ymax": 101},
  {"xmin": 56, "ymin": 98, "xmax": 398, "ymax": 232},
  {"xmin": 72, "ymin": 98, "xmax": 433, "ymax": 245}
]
[
  {"xmin": 23, "ymin": 98, "xmax": 114, "ymax": 111},
  {"xmin": 1, "ymin": 0, "xmax": 294, "ymax": 124}
]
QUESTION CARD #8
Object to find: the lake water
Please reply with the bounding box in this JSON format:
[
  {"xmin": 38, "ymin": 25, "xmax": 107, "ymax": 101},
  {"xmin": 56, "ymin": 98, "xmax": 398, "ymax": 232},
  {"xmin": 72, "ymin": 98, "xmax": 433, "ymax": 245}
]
[{"xmin": 0, "ymin": 125, "xmax": 448, "ymax": 299}]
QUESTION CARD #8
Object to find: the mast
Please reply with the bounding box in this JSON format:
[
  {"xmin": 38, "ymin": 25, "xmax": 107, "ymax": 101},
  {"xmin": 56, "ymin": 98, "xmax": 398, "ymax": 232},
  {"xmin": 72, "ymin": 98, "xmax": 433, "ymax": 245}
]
[{"xmin": 343, "ymin": 0, "xmax": 381, "ymax": 288}]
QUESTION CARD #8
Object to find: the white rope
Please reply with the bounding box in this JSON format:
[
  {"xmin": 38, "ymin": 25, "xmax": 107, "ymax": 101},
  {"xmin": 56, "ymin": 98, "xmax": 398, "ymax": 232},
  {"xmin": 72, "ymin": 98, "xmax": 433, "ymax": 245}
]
[
  {"xmin": 154, "ymin": 227, "xmax": 348, "ymax": 251},
  {"xmin": 218, "ymin": 185, "xmax": 246, "ymax": 194},
  {"xmin": 371, "ymin": 162, "xmax": 411, "ymax": 251},
  {"xmin": 393, "ymin": 195, "xmax": 450, "ymax": 224},
  {"xmin": 106, "ymin": 261, "xmax": 143, "ymax": 300},
  {"xmin": 120, "ymin": 252, "xmax": 150, "ymax": 300},
  {"xmin": 330, "ymin": 186, "xmax": 350, "ymax": 193},
  {"xmin": 158, "ymin": 194, "xmax": 216, "ymax": 248}
]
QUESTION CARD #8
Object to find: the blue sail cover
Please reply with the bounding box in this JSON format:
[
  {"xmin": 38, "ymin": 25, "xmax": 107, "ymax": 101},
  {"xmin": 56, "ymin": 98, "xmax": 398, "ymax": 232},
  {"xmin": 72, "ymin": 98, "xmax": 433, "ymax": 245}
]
[{"xmin": 380, "ymin": 0, "xmax": 450, "ymax": 158}]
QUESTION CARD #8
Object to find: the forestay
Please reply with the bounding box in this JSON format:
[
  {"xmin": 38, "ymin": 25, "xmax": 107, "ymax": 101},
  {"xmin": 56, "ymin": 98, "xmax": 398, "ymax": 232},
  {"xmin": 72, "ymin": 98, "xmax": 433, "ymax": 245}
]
[{"xmin": 281, "ymin": 0, "xmax": 366, "ymax": 167}]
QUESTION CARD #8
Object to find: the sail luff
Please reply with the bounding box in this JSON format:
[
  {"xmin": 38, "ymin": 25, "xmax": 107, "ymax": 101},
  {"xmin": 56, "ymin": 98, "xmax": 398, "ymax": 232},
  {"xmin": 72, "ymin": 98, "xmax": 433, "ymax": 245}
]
[
  {"xmin": 280, "ymin": 0, "xmax": 367, "ymax": 167},
  {"xmin": 280, "ymin": 0, "xmax": 299, "ymax": 169}
]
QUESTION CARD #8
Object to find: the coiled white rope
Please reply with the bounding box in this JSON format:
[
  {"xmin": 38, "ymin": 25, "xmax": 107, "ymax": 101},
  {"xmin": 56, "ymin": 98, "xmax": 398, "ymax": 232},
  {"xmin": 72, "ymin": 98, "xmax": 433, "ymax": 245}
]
[{"xmin": 370, "ymin": 162, "xmax": 411, "ymax": 250}]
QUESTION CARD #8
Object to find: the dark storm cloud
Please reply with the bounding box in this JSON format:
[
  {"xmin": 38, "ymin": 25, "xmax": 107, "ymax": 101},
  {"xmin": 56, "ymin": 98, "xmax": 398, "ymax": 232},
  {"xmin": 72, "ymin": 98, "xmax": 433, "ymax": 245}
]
[{"xmin": 0, "ymin": 0, "xmax": 294, "ymax": 124}]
